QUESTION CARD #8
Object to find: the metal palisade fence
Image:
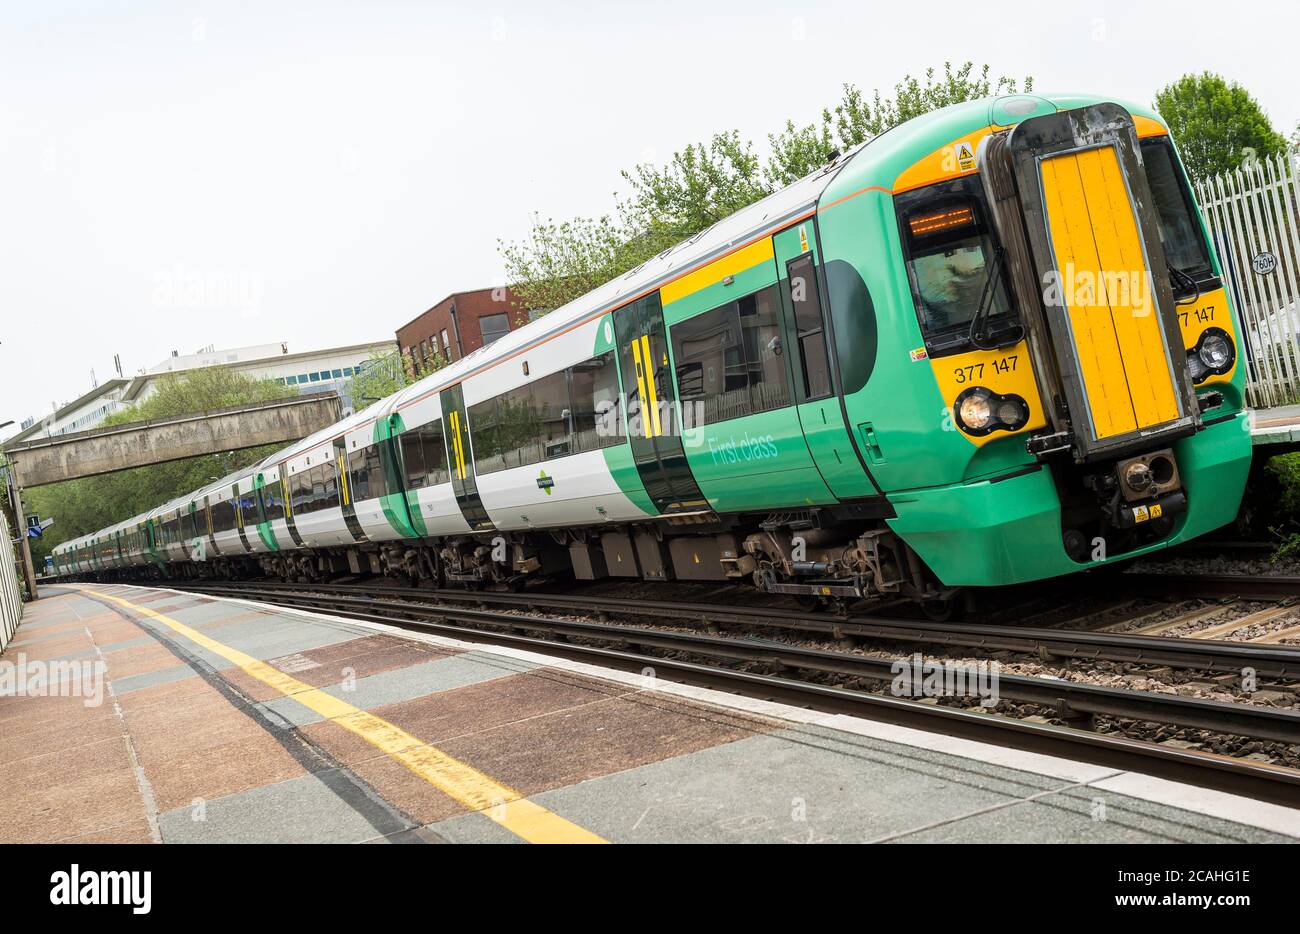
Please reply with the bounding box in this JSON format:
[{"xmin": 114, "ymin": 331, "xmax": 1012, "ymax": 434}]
[
  {"xmin": 1195, "ymin": 151, "xmax": 1300, "ymax": 408},
  {"xmin": 1, "ymin": 505, "xmax": 23, "ymax": 652}
]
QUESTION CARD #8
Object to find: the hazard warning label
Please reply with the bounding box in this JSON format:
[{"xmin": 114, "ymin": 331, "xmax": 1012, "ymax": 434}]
[{"xmin": 953, "ymin": 140, "xmax": 976, "ymax": 172}]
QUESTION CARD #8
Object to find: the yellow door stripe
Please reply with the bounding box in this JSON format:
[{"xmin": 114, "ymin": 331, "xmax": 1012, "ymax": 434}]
[
  {"xmin": 86, "ymin": 588, "xmax": 607, "ymax": 844},
  {"xmin": 450, "ymin": 410, "xmax": 467, "ymax": 479},
  {"xmin": 640, "ymin": 335, "xmax": 663, "ymax": 436},
  {"xmin": 337, "ymin": 455, "xmax": 351, "ymax": 506},
  {"xmin": 660, "ymin": 237, "xmax": 775, "ymax": 305},
  {"xmin": 630, "ymin": 339, "xmax": 652, "ymax": 438}
]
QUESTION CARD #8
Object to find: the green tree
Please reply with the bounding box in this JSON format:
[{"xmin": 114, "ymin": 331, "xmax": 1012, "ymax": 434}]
[
  {"xmin": 621, "ymin": 130, "xmax": 772, "ymax": 243},
  {"xmin": 346, "ymin": 347, "xmax": 445, "ymax": 407},
  {"xmin": 100, "ymin": 366, "xmax": 294, "ymax": 427},
  {"xmin": 767, "ymin": 62, "xmax": 1032, "ymax": 184},
  {"xmin": 1154, "ymin": 73, "xmax": 1288, "ymax": 183},
  {"xmin": 498, "ymin": 211, "xmax": 649, "ymax": 316},
  {"xmin": 25, "ymin": 368, "xmax": 296, "ymax": 566}
]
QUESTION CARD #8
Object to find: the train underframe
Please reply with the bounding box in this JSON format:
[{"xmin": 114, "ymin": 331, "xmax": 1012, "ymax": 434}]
[{"xmin": 79, "ymin": 510, "xmax": 958, "ymax": 611}]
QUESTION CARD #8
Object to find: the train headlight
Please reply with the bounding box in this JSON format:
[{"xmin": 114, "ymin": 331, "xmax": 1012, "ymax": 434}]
[
  {"xmin": 954, "ymin": 387, "xmax": 1029, "ymax": 437},
  {"xmin": 957, "ymin": 390, "xmax": 994, "ymax": 432},
  {"xmin": 1188, "ymin": 328, "xmax": 1234, "ymax": 383}
]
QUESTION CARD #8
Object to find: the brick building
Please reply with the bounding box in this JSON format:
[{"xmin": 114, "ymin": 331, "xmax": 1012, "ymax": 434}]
[{"xmin": 396, "ymin": 286, "xmax": 532, "ymax": 373}]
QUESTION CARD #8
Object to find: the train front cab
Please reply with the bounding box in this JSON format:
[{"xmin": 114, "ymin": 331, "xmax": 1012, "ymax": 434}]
[{"xmin": 847, "ymin": 97, "xmax": 1251, "ymax": 587}]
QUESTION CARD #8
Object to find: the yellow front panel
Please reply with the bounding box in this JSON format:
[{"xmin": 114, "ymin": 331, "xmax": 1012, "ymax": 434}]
[
  {"xmin": 929, "ymin": 340, "xmax": 1047, "ymax": 448},
  {"xmin": 1041, "ymin": 146, "xmax": 1180, "ymax": 440}
]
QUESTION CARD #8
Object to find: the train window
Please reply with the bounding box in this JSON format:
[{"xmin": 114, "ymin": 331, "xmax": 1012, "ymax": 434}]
[
  {"xmin": 262, "ymin": 480, "xmax": 285, "ymax": 522},
  {"xmin": 307, "ymin": 466, "xmax": 324, "ymax": 511},
  {"xmin": 240, "ymin": 488, "xmax": 260, "ymax": 527},
  {"xmin": 1140, "ymin": 138, "xmax": 1213, "ymax": 289},
  {"xmin": 787, "ymin": 257, "xmax": 834, "ymax": 398},
  {"xmin": 210, "ymin": 497, "xmax": 233, "ymax": 534},
  {"xmin": 531, "ymin": 370, "xmax": 573, "ymax": 461},
  {"xmin": 400, "ymin": 420, "xmax": 448, "ymax": 489},
  {"xmin": 896, "ymin": 175, "xmax": 1017, "ymax": 357},
  {"xmin": 348, "ymin": 448, "xmax": 369, "ymax": 499},
  {"xmin": 467, "ymin": 398, "xmax": 503, "ymax": 472},
  {"xmin": 672, "ymin": 285, "xmax": 790, "ymax": 424},
  {"xmin": 419, "ymin": 421, "xmax": 448, "ymax": 485},
  {"xmin": 568, "ymin": 351, "xmax": 621, "ymax": 452},
  {"xmin": 289, "ymin": 468, "xmax": 311, "ymax": 515},
  {"xmin": 348, "ymin": 444, "xmax": 386, "ymax": 501},
  {"xmin": 478, "ymin": 370, "xmax": 572, "ymax": 473},
  {"xmin": 364, "ymin": 444, "xmax": 387, "ymax": 497},
  {"xmin": 672, "ymin": 301, "xmax": 750, "ymax": 422},
  {"xmin": 322, "ymin": 463, "xmax": 340, "ymax": 510},
  {"xmin": 739, "ymin": 288, "xmax": 789, "ymax": 413}
]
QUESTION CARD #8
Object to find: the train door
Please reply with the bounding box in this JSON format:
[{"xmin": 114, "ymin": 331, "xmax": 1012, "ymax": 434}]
[
  {"xmin": 202, "ymin": 495, "xmax": 222, "ymax": 557},
  {"xmin": 439, "ymin": 384, "xmax": 494, "ymax": 531},
  {"xmin": 333, "ymin": 436, "xmax": 370, "ymax": 543},
  {"xmin": 658, "ymin": 238, "xmax": 834, "ymax": 512},
  {"xmin": 186, "ymin": 502, "xmax": 205, "ymax": 561},
  {"xmin": 611, "ymin": 291, "xmax": 708, "ymax": 514},
  {"xmin": 232, "ymin": 483, "xmax": 253, "ymax": 552},
  {"xmin": 773, "ymin": 221, "xmax": 882, "ymax": 501},
  {"xmin": 278, "ymin": 460, "xmax": 306, "ymax": 547}
]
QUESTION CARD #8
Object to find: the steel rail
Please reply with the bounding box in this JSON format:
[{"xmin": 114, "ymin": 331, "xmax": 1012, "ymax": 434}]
[
  {"xmin": 169, "ymin": 577, "xmax": 1300, "ymax": 679},
  {"xmin": 1118, "ymin": 572, "xmax": 1300, "ymax": 601}
]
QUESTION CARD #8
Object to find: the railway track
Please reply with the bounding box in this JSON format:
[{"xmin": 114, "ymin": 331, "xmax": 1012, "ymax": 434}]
[
  {"xmin": 171, "ymin": 577, "xmax": 1300, "ymax": 678},
  {"xmin": 1119, "ymin": 571, "xmax": 1300, "ymax": 602},
  {"xmin": 156, "ymin": 578, "xmax": 1300, "ymax": 806}
]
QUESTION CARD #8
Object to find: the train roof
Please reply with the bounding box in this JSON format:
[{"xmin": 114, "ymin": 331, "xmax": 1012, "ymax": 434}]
[{"xmin": 275, "ymin": 396, "xmax": 392, "ymax": 461}]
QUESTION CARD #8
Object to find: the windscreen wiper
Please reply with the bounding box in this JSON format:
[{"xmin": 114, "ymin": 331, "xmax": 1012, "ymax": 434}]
[
  {"xmin": 1167, "ymin": 262, "xmax": 1201, "ymax": 306},
  {"xmin": 968, "ymin": 247, "xmax": 1021, "ymax": 350}
]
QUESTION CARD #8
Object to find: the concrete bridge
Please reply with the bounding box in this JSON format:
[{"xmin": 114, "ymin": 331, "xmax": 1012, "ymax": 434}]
[{"xmin": 3, "ymin": 391, "xmax": 343, "ymax": 489}]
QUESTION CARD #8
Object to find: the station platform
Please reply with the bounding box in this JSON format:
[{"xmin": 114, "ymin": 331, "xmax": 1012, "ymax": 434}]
[
  {"xmin": 2, "ymin": 584, "xmax": 1298, "ymax": 844},
  {"xmin": 1252, "ymin": 402, "xmax": 1300, "ymax": 450}
]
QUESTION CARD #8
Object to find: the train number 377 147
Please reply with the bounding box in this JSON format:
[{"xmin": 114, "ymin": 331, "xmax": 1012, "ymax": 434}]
[{"xmin": 953, "ymin": 354, "xmax": 1018, "ymax": 384}]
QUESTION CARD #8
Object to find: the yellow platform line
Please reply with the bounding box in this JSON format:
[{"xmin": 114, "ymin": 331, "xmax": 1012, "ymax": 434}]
[{"xmin": 85, "ymin": 587, "xmax": 607, "ymax": 844}]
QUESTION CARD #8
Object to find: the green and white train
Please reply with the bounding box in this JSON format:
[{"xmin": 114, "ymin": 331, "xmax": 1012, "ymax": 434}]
[{"xmin": 54, "ymin": 92, "xmax": 1251, "ymax": 608}]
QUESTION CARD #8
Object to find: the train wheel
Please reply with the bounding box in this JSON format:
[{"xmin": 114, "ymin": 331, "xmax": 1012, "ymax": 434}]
[{"xmin": 921, "ymin": 597, "xmax": 958, "ymax": 622}]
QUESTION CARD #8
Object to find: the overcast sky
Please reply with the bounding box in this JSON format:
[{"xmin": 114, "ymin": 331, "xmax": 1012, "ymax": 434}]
[{"xmin": 3, "ymin": 0, "xmax": 1297, "ymax": 438}]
